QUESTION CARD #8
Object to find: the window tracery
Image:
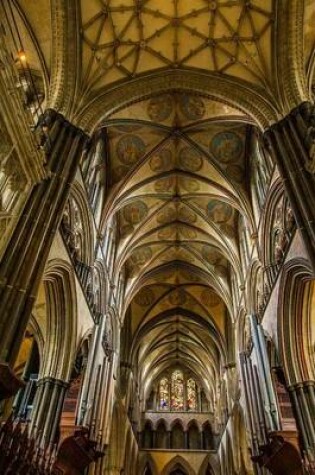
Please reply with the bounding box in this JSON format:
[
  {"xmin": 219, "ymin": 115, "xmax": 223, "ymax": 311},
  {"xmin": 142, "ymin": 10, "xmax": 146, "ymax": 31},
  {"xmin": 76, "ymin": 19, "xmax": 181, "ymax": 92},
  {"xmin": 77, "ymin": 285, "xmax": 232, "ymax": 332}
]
[
  {"xmin": 187, "ymin": 378, "xmax": 197, "ymax": 411},
  {"xmin": 158, "ymin": 370, "xmax": 198, "ymax": 412},
  {"xmin": 171, "ymin": 369, "xmax": 184, "ymax": 411},
  {"xmin": 159, "ymin": 377, "xmax": 169, "ymax": 410}
]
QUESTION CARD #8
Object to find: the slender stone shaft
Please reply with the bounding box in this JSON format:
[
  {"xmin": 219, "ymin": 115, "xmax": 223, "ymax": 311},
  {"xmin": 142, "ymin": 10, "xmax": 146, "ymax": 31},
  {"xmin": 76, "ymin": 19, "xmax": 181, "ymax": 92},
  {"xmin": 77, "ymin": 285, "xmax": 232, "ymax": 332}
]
[
  {"xmin": 0, "ymin": 109, "xmax": 88, "ymax": 367},
  {"xmin": 31, "ymin": 376, "xmax": 68, "ymax": 447},
  {"xmin": 264, "ymin": 102, "xmax": 315, "ymax": 272}
]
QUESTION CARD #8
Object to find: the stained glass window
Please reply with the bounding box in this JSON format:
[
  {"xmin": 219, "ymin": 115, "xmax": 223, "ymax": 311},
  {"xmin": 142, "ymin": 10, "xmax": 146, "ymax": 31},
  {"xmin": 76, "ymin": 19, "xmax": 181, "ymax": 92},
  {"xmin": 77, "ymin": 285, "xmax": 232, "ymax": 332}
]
[
  {"xmin": 171, "ymin": 370, "xmax": 184, "ymax": 411},
  {"xmin": 159, "ymin": 377, "xmax": 169, "ymax": 410},
  {"xmin": 157, "ymin": 371, "xmax": 199, "ymax": 411},
  {"xmin": 187, "ymin": 378, "xmax": 197, "ymax": 410}
]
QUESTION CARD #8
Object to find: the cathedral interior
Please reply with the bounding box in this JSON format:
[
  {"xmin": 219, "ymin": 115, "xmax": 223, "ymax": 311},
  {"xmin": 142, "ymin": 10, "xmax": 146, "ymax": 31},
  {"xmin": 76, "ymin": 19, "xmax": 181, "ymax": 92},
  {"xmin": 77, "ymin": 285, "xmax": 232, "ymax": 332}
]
[{"xmin": 1, "ymin": 1, "xmax": 315, "ymax": 474}]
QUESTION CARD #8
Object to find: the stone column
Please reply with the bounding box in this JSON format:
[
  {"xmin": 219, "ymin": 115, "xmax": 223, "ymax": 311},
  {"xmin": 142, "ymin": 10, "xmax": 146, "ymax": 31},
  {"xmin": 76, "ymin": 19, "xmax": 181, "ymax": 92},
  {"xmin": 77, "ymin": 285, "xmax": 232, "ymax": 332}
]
[
  {"xmin": 30, "ymin": 376, "xmax": 68, "ymax": 447},
  {"xmin": 184, "ymin": 430, "xmax": 188, "ymax": 449},
  {"xmin": 152, "ymin": 429, "xmax": 156, "ymax": 449},
  {"xmin": 167, "ymin": 430, "xmax": 171, "ymax": 449},
  {"xmin": 289, "ymin": 381, "xmax": 315, "ymax": 462},
  {"xmin": 153, "ymin": 388, "xmax": 157, "ymax": 410},
  {"xmin": 197, "ymin": 386, "xmax": 202, "ymax": 411},
  {"xmin": 0, "ymin": 109, "xmax": 87, "ymax": 374},
  {"xmin": 264, "ymin": 102, "xmax": 315, "ymax": 271}
]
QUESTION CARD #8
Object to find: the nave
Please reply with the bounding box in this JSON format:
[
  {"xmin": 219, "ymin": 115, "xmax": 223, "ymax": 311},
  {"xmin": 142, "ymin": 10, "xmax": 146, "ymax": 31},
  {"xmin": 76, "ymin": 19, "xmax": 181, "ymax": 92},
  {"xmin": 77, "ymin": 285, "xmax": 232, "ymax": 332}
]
[{"xmin": 0, "ymin": 1, "xmax": 315, "ymax": 474}]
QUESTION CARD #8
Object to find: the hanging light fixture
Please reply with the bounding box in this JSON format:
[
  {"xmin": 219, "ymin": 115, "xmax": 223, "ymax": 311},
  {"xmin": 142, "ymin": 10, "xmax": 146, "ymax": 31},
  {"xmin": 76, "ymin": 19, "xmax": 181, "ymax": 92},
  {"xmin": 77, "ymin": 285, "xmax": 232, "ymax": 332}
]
[{"xmin": 2, "ymin": 0, "xmax": 44, "ymax": 125}]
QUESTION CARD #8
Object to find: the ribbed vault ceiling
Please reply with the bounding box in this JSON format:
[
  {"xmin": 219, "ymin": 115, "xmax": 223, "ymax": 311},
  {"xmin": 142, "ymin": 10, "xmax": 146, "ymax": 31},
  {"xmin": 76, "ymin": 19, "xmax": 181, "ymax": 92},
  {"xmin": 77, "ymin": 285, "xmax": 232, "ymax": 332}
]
[
  {"xmin": 81, "ymin": 0, "xmax": 273, "ymax": 92},
  {"xmin": 102, "ymin": 93, "xmax": 253, "ymax": 404},
  {"xmin": 10, "ymin": 0, "xmax": 315, "ymax": 413}
]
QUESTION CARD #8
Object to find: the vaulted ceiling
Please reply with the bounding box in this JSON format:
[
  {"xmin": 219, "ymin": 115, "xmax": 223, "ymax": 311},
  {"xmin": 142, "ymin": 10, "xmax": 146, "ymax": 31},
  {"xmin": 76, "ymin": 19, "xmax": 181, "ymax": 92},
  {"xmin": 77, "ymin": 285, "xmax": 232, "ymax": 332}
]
[
  {"xmin": 102, "ymin": 93, "xmax": 253, "ymax": 403},
  {"xmin": 4, "ymin": 0, "xmax": 315, "ymax": 411},
  {"xmin": 80, "ymin": 0, "xmax": 273, "ymax": 91}
]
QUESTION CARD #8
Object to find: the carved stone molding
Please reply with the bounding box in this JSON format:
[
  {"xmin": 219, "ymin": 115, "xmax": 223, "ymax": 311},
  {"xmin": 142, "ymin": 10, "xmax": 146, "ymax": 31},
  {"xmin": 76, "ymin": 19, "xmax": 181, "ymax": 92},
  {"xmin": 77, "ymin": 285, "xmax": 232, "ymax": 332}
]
[
  {"xmin": 74, "ymin": 70, "xmax": 281, "ymax": 132},
  {"xmin": 275, "ymin": 0, "xmax": 310, "ymax": 113},
  {"xmin": 48, "ymin": 0, "xmax": 80, "ymax": 116}
]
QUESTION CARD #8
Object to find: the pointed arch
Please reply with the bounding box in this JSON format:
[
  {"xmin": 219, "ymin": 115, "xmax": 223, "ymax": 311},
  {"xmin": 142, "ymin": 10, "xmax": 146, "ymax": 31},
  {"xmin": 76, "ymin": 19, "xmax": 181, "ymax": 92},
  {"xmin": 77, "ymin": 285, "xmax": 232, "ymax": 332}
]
[
  {"xmin": 163, "ymin": 455, "xmax": 196, "ymax": 475},
  {"xmin": 139, "ymin": 454, "xmax": 158, "ymax": 475},
  {"xmin": 75, "ymin": 70, "xmax": 279, "ymax": 133},
  {"xmin": 278, "ymin": 258, "xmax": 315, "ymax": 385},
  {"xmin": 41, "ymin": 259, "xmax": 77, "ymax": 380}
]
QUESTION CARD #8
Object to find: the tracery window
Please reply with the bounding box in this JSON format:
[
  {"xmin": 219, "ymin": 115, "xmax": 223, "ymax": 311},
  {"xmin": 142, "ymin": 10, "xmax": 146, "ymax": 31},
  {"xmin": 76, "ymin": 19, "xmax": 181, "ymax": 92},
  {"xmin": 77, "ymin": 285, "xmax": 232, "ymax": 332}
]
[
  {"xmin": 159, "ymin": 377, "xmax": 169, "ymax": 410},
  {"xmin": 158, "ymin": 370, "xmax": 198, "ymax": 411},
  {"xmin": 171, "ymin": 370, "xmax": 184, "ymax": 411},
  {"xmin": 187, "ymin": 378, "xmax": 197, "ymax": 411}
]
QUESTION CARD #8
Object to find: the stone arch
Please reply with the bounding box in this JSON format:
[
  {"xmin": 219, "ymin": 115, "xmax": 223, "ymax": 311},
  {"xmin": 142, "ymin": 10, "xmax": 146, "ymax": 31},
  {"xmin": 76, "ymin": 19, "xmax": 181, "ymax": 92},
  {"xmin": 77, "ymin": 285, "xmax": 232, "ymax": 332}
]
[
  {"xmin": 41, "ymin": 259, "xmax": 77, "ymax": 381},
  {"xmin": 278, "ymin": 258, "xmax": 315, "ymax": 385},
  {"xmin": 139, "ymin": 454, "xmax": 158, "ymax": 475},
  {"xmin": 171, "ymin": 419, "xmax": 185, "ymax": 450},
  {"xmin": 74, "ymin": 70, "xmax": 280, "ymax": 133},
  {"xmin": 202, "ymin": 421, "xmax": 215, "ymax": 451},
  {"xmin": 142, "ymin": 419, "xmax": 154, "ymax": 449},
  {"xmin": 199, "ymin": 454, "xmax": 220, "ymax": 475},
  {"xmin": 187, "ymin": 420, "xmax": 201, "ymax": 450},
  {"xmin": 163, "ymin": 455, "xmax": 195, "ymax": 475},
  {"xmin": 156, "ymin": 419, "xmax": 168, "ymax": 449}
]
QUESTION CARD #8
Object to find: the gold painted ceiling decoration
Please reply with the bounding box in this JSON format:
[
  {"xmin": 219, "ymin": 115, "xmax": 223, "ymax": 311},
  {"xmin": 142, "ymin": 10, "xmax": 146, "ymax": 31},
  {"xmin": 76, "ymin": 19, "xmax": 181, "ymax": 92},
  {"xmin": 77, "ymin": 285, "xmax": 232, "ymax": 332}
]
[{"xmin": 81, "ymin": 0, "xmax": 273, "ymax": 91}]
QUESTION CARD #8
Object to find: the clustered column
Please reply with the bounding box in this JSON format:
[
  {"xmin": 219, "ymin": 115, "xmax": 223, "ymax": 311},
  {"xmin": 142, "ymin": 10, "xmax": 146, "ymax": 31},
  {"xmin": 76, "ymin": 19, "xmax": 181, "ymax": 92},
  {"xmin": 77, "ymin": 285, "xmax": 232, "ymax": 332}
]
[
  {"xmin": 289, "ymin": 382, "xmax": 315, "ymax": 463},
  {"xmin": 0, "ymin": 109, "xmax": 88, "ymax": 371},
  {"xmin": 264, "ymin": 102, "xmax": 315, "ymax": 272},
  {"xmin": 30, "ymin": 377, "xmax": 68, "ymax": 447}
]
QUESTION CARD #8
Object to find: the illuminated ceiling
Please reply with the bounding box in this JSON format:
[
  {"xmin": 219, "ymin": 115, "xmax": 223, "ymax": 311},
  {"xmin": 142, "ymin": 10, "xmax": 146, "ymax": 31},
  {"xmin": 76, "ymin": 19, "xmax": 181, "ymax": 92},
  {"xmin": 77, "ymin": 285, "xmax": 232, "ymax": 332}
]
[
  {"xmin": 80, "ymin": 0, "xmax": 273, "ymax": 92},
  {"xmin": 102, "ymin": 93, "xmax": 254, "ymax": 403},
  {"xmin": 7, "ymin": 0, "xmax": 315, "ymax": 414}
]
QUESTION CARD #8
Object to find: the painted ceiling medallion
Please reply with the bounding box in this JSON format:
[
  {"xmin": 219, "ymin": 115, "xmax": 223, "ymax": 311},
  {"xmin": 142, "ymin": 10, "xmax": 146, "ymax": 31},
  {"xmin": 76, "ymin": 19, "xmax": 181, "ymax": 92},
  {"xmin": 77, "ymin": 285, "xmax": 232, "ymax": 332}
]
[
  {"xmin": 117, "ymin": 135, "xmax": 146, "ymax": 165},
  {"xmin": 206, "ymin": 200, "xmax": 233, "ymax": 223},
  {"xmin": 147, "ymin": 95, "xmax": 173, "ymax": 122},
  {"xmin": 179, "ymin": 95, "xmax": 205, "ymax": 121},
  {"xmin": 150, "ymin": 149, "xmax": 173, "ymax": 172},
  {"xmin": 210, "ymin": 131, "xmax": 243, "ymax": 164},
  {"xmin": 123, "ymin": 200, "xmax": 148, "ymax": 224},
  {"xmin": 179, "ymin": 147, "xmax": 203, "ymax": 172}
]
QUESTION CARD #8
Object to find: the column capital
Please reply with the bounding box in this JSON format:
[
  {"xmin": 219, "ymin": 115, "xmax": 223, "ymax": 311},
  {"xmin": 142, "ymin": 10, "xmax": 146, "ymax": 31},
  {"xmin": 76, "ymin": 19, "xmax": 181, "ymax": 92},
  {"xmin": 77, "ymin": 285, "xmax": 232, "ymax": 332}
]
[{"xmin": 37, "ymin": 376, "xmax": 69, "ymax": 389}]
